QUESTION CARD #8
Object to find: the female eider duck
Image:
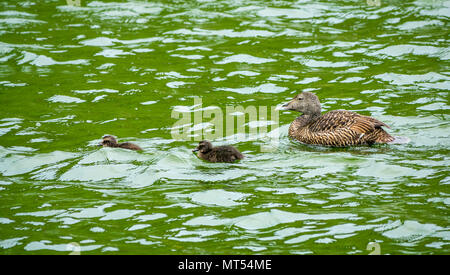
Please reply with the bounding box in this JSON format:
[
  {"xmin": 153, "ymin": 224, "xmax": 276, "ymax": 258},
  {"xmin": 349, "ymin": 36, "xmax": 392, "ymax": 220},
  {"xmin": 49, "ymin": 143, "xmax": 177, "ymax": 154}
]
[
  {"xmin": 98, "ymin": 135, "xmax": 142, "ymax": 151},
  {"xmin": 279, "ymin": 92, "xmax": 398, "ymax": 147},
  {"xmin": 193, "ymin": 140, "xmax": 244, "ymax": 163}
]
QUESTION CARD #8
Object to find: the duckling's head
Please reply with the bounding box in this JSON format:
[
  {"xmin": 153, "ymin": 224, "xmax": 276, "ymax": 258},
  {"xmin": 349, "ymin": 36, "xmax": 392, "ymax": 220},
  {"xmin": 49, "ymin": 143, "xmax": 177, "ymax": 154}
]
[
  {"xmin": 280, "ymin": 92, "xmax": 321, "ymax": 116},
  {"xmin": 98, "ymin": 135, "xmax": 118, "ymax": 147},
  {"xmin": 193, "ymin": 140, "xmax": 213, "ymax": 154}
]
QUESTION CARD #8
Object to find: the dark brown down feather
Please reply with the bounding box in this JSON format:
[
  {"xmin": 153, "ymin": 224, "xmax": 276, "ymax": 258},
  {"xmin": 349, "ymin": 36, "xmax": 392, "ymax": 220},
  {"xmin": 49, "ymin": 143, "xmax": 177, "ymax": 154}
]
[
  {"xmin": 99, "ymin": 135, "xmax": 143, "ymax": 151},
  {"xmin": 193, "ymin": 140, "xmax": 244, "ymax": 163}
]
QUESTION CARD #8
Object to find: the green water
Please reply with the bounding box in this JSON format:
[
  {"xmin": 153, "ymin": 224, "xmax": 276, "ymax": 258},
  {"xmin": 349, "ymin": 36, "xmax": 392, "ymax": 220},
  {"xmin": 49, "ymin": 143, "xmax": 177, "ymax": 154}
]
[{"xmin": 0, "ymin": 0, "xmax": 449, "ymax": 255}]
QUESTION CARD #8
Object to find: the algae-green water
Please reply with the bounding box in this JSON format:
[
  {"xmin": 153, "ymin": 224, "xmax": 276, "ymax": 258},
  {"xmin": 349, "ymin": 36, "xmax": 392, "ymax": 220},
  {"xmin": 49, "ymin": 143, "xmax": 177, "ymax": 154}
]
[{"xmin": 0, "ymin": 0, "xmax": 449, "ymax": 254}]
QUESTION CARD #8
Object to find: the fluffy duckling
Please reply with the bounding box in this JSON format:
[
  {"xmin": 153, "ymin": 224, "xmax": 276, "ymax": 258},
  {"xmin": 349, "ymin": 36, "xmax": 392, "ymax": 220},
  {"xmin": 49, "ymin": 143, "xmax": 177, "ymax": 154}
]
[
  {"xmin": 279, "ymin": 92, "xmax": 397, "ymax": 147},
  {"xmin": 98, "ymin": 135, "xmax": 142, "ymax": 151},
  {"xmin": 193, "ymin": 140, "xmax": 244, "ymax": 163}
]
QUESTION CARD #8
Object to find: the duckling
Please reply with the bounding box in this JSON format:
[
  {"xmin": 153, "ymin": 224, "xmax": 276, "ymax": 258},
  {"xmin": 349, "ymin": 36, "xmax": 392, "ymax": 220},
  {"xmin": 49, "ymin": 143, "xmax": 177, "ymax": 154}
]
[
  {"xmin": 98, "ymin": 135, "xmax": 142, "ymax": 151},
  {"xmin": 279, "ymin": 92, "xmax": 396, "ymax": 147},
  {"xmin": 193, "ymin": 140, "xmax": 244, "ymax": 163}
]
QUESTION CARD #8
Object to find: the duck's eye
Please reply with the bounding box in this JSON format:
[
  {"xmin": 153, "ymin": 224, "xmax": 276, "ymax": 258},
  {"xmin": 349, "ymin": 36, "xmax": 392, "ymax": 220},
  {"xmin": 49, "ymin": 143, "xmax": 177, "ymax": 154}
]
[{"xmin": 298, "ymin": 97, "xmax": 303, "ymax": 101}]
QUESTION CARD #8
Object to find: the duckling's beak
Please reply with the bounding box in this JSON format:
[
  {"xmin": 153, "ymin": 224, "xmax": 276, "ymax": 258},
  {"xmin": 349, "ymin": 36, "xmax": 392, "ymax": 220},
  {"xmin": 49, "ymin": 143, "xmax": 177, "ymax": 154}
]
[
  {"xmin": 192, "ymin": 148, "xmax": 199, "ymax": 152},
  {"xmin": 97, "ymin": 143, "xmax": 103, "ymax": 147}
]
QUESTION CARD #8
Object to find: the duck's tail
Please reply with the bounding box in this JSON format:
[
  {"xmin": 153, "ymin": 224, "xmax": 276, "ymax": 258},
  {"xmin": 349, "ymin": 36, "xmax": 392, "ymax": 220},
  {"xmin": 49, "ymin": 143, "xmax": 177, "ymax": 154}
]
[{"xmin": 387, "ymin": 136, "xmax": 410, "ymax": 145}]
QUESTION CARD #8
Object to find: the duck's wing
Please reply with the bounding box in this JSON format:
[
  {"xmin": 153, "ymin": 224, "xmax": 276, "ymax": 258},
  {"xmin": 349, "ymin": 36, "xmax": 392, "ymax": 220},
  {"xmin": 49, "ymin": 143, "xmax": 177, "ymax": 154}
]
[
  {"xmin": 300, "ymin": 110, "xmax": 393, "ymax": 146},
  {"xmin": 311, "ymin": 110, "xmax": 390, "ymax": 134}
]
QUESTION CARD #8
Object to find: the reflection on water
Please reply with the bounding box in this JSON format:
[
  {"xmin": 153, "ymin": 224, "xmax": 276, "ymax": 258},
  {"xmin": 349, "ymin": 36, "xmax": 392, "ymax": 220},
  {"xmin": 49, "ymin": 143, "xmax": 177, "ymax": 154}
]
[{"xmin": 0, "ymin": 0, "xmax": 449, "ymax": 254}]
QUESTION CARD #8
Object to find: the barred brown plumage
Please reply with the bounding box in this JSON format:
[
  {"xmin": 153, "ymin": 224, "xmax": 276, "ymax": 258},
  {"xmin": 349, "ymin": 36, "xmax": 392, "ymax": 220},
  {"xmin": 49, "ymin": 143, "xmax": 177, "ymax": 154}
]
[{"xmin": 280, "ymin": 92, "xmax": 395, "ymax": 147}]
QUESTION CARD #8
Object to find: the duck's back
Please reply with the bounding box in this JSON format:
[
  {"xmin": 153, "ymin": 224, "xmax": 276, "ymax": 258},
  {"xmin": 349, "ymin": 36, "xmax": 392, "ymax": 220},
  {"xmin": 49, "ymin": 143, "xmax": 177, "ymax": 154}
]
[
  {"xmin": 118, "ymin": 142, "xmax": 142, "ymax": 151},
  {"xmin": 205, "ymin": 146, "xmax": 244, "ymax": 163},
  {"xmin": 289, "ymin": 110, "xmax": 394, "ymax": 147}
]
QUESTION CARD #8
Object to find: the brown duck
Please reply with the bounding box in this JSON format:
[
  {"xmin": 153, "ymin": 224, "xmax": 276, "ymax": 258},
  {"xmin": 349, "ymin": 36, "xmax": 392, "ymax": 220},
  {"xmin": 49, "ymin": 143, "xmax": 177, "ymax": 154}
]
[
  {"xmin": 193, "ymin": 140, "xmax": 244, "ymax": 163},
  {"xmin": 279, "ymin": 92, "xmax": 396, "ymax": 147},
  {"xmin": 98, "ymin": 135, "xmax": 142, "ymax": 151}
]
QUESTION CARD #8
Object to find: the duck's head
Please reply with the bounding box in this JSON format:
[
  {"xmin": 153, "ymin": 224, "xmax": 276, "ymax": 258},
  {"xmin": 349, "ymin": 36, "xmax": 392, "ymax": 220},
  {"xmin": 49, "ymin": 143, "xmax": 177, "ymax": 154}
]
[
  {"xmin": 193, "ymin": 140, "xmax": 213, "ymax": 154},
  {"xmin": 279, "ymin": 92, "xmax": 321, "ymax": 116},
  {"xmin": 98, "ymin": 135, "xmax": 118, "ymax": 147}
]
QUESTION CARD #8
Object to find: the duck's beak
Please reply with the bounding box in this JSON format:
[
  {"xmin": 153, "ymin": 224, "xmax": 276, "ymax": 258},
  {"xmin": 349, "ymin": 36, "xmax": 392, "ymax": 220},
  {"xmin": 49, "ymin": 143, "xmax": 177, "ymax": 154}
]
[
  {"xmin": 192, "ymin": 148, "xmax": 199, "ymax": 152},
  {"xmin": 97, "ymin": 143, "xmax": 103, "ymax": 147},
  {"xmin": 275, "ymin": 101, "xmax": 291, "ymax": 111}
]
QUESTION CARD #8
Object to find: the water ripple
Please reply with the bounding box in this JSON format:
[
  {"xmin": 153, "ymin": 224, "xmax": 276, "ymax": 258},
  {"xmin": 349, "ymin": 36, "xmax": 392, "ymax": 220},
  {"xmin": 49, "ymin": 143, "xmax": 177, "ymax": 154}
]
[{"xmin": 0, "ymin": 0, "xmax": 448, "ymax": 255}]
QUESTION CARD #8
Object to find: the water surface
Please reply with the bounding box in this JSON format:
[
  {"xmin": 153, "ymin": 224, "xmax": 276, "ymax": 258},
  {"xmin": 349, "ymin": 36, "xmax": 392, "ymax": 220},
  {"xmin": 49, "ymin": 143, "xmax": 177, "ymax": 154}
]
[{"xmin": 0, "ymin": 0, "xmax": 449, "ymax": 254}]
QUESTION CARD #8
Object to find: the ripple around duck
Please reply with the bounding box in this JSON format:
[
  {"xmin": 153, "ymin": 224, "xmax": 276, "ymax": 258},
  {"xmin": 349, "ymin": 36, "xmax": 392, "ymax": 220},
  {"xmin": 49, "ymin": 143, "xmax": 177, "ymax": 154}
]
[
  {"xmin": 0, "ymin": 0, "xmax": 449, "ymax": 255},
  {"xmin": 0, "ymin": 150, "xmax": 78, "ymax": 177}
]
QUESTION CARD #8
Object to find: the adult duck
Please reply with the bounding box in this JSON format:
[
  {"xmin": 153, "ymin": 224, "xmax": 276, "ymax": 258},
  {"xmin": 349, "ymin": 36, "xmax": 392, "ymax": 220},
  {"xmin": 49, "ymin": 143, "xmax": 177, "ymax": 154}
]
[{"xmin": 279, "ymin": 92, "xmax": 399, "ymax": 147}]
